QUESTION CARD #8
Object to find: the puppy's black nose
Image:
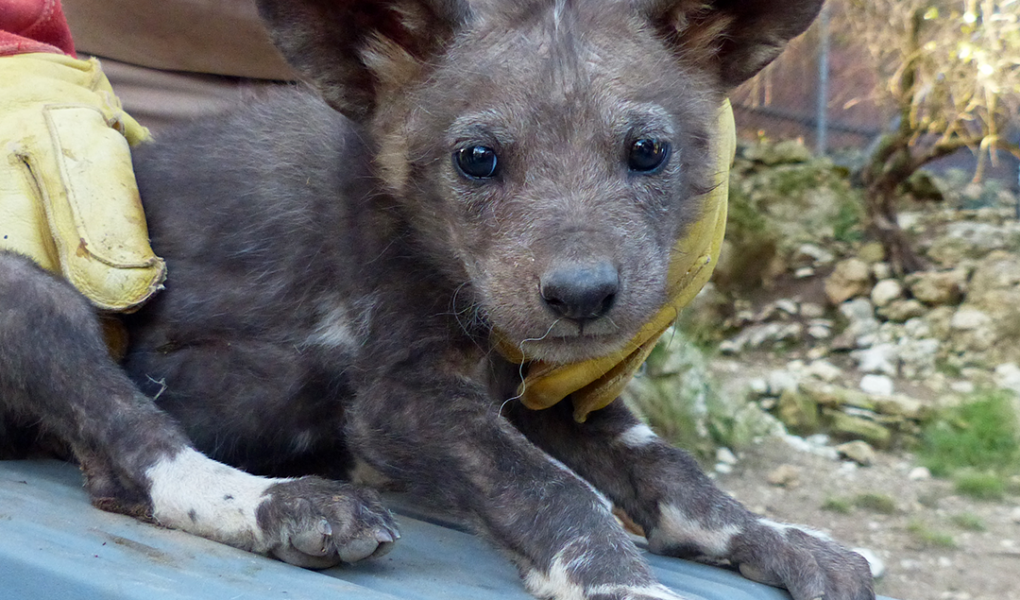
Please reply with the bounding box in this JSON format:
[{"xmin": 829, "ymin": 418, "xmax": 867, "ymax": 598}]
[{"xmin": 540, "ymin": 261, "xmax": 619, "ymax": 322}]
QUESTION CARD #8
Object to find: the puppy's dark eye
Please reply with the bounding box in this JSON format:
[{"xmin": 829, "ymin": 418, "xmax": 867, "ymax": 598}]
[
  {"xmin": 628, "ymin": 138, "xmax": 670, "ymax": 173},
  {"xmin": 454, "ymin": 146, "xmax": 499, "ymax": 179}
]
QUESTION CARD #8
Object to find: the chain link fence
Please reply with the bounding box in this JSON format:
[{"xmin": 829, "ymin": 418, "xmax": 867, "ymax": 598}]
[{"xmin": 730, "ymin": 4, "xmax": 1020, "ymax": 192}]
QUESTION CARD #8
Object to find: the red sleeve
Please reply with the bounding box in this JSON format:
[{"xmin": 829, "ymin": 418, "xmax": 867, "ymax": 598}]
[{"xmin": 0, "ymin": 0, "xmax": 75, "ymax": 56}]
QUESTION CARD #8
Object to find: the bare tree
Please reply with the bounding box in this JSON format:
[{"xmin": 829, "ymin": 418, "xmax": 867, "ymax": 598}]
[{"xmin": 839, "ymin": 0, "xmax": 1020, "ymax": 273}]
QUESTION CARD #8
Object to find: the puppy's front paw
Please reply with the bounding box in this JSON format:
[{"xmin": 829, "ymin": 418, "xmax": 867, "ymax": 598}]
[
  {"xmin": 729, "ymin": 521, "xmax": 874, "ymax": 600},
  {"xmin": 257, "ymin": 476, "xmax": 399, "ymax": 569}
]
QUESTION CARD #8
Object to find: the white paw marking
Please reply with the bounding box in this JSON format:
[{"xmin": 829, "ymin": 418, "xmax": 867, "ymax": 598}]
[
  {"xmin": 526, "ymin": 551, "xmax": 688, "ymax": 600},
  {"xmin": 759, "ymin": 517, "xmax": 833, "ymax": 542},
  {"xmin": 146, "ymin": 448, "xmax": 285, "ymax": 553},
  {"xmin": 647, "ymin": 502, "xmax": 740, "ymax": 557},
  {"xmin": 522, "ymin": 551, "xmax": 587, "ymax": 600},
  {"xmin": 618, "ymin": 424, "xmax": 658, "ymax": 448}
]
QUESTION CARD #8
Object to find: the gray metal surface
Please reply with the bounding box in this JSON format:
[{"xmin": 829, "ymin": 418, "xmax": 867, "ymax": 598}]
[{"xmin": 0, "ymin": 460, "xmax": 891, "ymax": 600}]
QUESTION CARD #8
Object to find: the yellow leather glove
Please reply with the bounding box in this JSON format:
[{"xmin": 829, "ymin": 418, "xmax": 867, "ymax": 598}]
[
  {"xmin": 0, "ymin": 53, "xmax": 165, "ymax": 312},
  {"xmin": 499, "ymin": 100, "xmax": 735, "ymax": 422}
]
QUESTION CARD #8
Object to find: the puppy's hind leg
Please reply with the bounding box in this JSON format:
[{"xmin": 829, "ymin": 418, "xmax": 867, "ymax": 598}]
[
  {"xmin": 0, "ymin": 251, "xmax": 186, "ymax": 515},
  {"xmin": 0, "ymin": 251, "xmax": 396, "ymax": 567}
]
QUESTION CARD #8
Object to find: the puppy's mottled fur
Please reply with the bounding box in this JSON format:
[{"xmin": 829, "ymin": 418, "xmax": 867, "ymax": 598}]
[{"xmin": 0, "ymin": 1, "xmax": 874, "ymax": 598}]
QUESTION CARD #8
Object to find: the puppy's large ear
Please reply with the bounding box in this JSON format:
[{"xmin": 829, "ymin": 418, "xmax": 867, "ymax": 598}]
[
  {"xmin": 642, "ymin": 0, "xmax": 824, "ymax": 89},
  {"xmin": 256, "ymin": 0, "xmax": 469, "ymax": 121}
]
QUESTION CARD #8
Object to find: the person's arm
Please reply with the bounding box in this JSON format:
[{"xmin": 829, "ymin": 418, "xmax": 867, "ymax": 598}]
[{"xmin": 0, "ymin": 0, "xmax": 75, "ymax": 56}]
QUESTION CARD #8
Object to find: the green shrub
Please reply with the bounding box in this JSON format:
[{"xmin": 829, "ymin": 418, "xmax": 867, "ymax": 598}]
[
  {"xmin": 950, "ymin": 512, "xmax": 986, "ymax": 531},
  {"xmin": 920, "ymin": 391, "xmax": 1020, "ymax": 477},
  {"xmin": 833, "ymin": 198, "xmax": 864, "ymax": 243},
  {"xmin": 954, "ymin": 472, "xmax": 1006, "ymax": 501},
  {"xmin": 853, "ymin": 493, "xmax": 898, "ymax": 515},
  {"xmin": 821, "ymin": 497, "xmax": 853, "ymax": 514},
  {"xmin": 907, "ymin": 520, "xmax": 957, "ymax": 549}
]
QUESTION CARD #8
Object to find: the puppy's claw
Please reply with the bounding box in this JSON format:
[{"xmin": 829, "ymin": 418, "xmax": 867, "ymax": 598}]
[
  {"xmin": 289, "ymin": 524, "xmax": 332, "ymax": 557},
  {"xmin": 374, "ymin": 527, "xmax": 395, "ymax": 544}
]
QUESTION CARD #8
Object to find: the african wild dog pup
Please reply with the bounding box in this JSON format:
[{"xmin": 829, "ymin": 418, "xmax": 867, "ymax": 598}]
[{"xmin": 0, "ymin": 1, "xmax": 874, "ymax": 599}]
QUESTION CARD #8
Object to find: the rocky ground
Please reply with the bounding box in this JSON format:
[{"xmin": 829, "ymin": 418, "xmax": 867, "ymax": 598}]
[
  {"xmin": 715, "ymin": 434, "xmax": 1020, "ymax": 600},
  {"xmin": 623, "ymin": 144, "xmax": 1020, "ymax": 600}
]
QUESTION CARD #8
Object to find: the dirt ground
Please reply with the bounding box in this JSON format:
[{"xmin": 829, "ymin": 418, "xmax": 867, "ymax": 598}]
[{"xmin": 714, "ymin": 437, "xmax": 1020, "ymax": 600}]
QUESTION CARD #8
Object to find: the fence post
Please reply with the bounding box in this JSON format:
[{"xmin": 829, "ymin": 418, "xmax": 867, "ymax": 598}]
[{"xmin": 816, "ymin": 2, "xmax": 831, "ymax": 155}]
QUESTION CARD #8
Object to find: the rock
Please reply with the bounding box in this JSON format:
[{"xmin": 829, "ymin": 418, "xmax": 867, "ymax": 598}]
[
  {"xmin": 805, "ymin": 360, "xmax": 843, "ymax": 382},
  {"xmin": 908, "ymin": 466, "xmax": 932, "ymax": 481},
  {"xmin": 837, "ymin": 298, "xmax": 880, "ymax": 348},
  {"xmin": 785, "ymin": 360, "xmax": 806, "ymax": 374},
  {"xmin": 800, "ymin": 302, "xmax": 826, "ymax": 318},
  {"xmin": 753, "ymin": 303, "xmax": 781, "ymax": 323},
  {"xmin": 909, "ymin": 316, "xmax": 934, "ymax": 340},
  {"xmin": 852, "ymin": 547, "xmax": 886, "ymax": 579},
  {"xmin": 1011, "ymin": 506, "xmax": 1020, "ymax": 524},
  {"xmin": 873, "ymin": 394, "xmax": 925, "ymax": 419},
  {"xmin": 898, "ymin": 337, "xmax": 941, "ymax": 379},
  {"xmin": 853, "ymin": 344, "xmax": 899, "ymax": 376},
  {"xmin": 950, "ymin": 307, "xmax": 993, "ymax": 330},
  {"xmin": 714, "ymin": 462, "xmax": 733, "ymax": 474},
  {"xmin": 767, "ymin": 370, "xmax": 800, "ymax": 396},
  {"xmin": 748, "ymin": 378, "xmax": 769, "ymax": 396},
  {"xmin": 774, "ymin": 298, "xmax": 799, "ymax": 316},
  {"xmin": 799, "ymin": 380, "xmax": 876, "ymax": 410},
  {"xmin": 950, "ymin": 380, "xmax": 976, "ymax": 394},
  {"xmin": 870, "ymin": 279, "xmax": 904, "ymax": 308},
  {"xmin": 716, "ymin": 447, "xmax": 738, "ymax": 465},
  {"xmin": 725, "ymin": 322, "xmax": 805, "ymax": 352},
  {"xmin": 806, "ymin": 346, "xmax": 829, "ymax": 361},
  {"xmin": 793, "ymin": 243, "xmax": 835, "ymax": 266},
  {"xmin": 837, "ymin": 440, "xmax": 876, "ymax": 466},
  {"xmin": 877, "ymin": 299, "xmax": 928, "ymax": 323},
  {"xmin": 807, "ymin": 323, "xmax": 832, "ymax": 339},
  {"xmin": 783, "ymin": 434, "xmax": 840, "ymax": 460},
  {"xmin": 860, "ymin": 374, "xmax": 895, "ymax": 395},
  {"xmin": 857, "ymin": 241, "xmax": 886, "ymax": 264},
  {"xmin": 728, "ymin": 403, "xmax": 787, "ymax": 448},
  {"xmin": 766, "ymin": 464, "xmax": 801, "ymax": 487},
  {"xmin": 825, "ymin": 258, "xmax": 872, "ymax": 305},
  {"xmin": 906, "ymin": 269, "xmax": 967, "ymax": 306},
  {"xmin": 922, "ymin": 305, "xmax": 955, "ymax": 340},
  {"xmin": 827, "ymin": 411, "xmax": 893, "ymax": 447},
  {"xmin": 806, "ymin": 433, "xmax": 831, "ymax": 447},
  {"xmin": 794, "ymin": 267, "xmax": 815, "ymax": 278},
  {"xmin": 943, "ymin": 221, "xmax": 1020, "ymax": 257},
  {"xmin": 872, "ymin": 262, "xmax": 893, "ymax": 281},
  {"xmin": 776, "ymin": 389, "xmax": 820, "ymax": 434},
  {"xmin": 994, "ymin": 363, "xmax": 1020, "ymax": 395}
]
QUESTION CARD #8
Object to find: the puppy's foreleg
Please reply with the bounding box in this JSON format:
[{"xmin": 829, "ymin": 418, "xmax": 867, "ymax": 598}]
[
  {"xmin": 347, "ymin": 371, "xmax": 690, "ymax": 600},
  {"xmin": 0, "ymin": 252, "xmax": 395, "ymax": 567},
  {"xmin": 508, "ymin": 400, "xmax": 875, "ymax": 600}
]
